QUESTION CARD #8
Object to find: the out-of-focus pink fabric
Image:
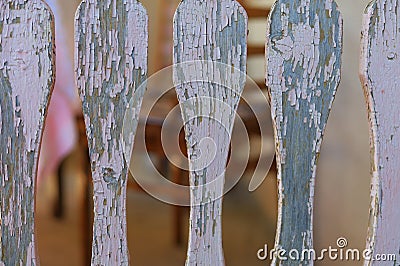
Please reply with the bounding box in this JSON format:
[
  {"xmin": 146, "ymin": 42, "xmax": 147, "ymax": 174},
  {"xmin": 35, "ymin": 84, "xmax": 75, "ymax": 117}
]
[{"xmin": 38, "ymin": 0, "xmax": 79, "ymax": 183}]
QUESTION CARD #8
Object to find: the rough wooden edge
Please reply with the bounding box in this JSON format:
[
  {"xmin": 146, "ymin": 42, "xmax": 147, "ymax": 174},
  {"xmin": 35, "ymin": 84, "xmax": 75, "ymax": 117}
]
[{"xmin": 359, "ymin": 3, "xmax": 380, "ymax": 264}]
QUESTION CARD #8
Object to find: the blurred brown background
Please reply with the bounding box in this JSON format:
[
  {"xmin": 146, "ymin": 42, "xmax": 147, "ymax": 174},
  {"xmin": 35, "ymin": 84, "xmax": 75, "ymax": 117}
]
[{"xmin": 36, "ymin": 0, "xmax": 372, "ymax": 265}]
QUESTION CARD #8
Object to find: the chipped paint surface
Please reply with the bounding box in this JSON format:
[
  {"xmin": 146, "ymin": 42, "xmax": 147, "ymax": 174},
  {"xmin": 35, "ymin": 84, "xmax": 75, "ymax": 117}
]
[
  {"xmin": 360, "ymin": 1, "xmax": 400, "ymax": 264},
  {"xmin": 75, "ymin": 0, "xmax": 147, "ymax": 264},
  {"xmin": 266, "ymin": 0, "xmax": 342, "ymax": 264},
  {"xmin": 0, "ymin": 0, "xmax": 55, "ymax": 264},
  {"xmin": 173, "ymin": 1, "xmax": 247, "ymax": 265}
]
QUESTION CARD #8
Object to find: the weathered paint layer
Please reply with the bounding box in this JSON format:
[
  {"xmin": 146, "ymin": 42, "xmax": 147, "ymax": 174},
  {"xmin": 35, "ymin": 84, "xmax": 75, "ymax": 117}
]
[
  {"xmin": 266, "ymin": 0, "xmax": 342, "ymax": 265},
  {"xmin": 75, "ymin": 0, "xmax": 147, "ymax": 264},
  {"xmin": 173, "ymin": 0, "xmax": 247, "ymax": 265},
  {"xmin": 0, "ymin": 0, "xmax": 55, "ymax": 264},
  {"xmin": 360, "ymin": 1, "xmax": 400, "ymax": 265}
]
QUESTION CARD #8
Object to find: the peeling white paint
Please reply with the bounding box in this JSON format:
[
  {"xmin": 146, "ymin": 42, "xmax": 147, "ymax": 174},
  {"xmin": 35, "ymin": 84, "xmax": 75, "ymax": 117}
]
[
  {"xmin": 360, "ymin": 1, "xmax": 400, "ymax": 264},
  {"xmin": 173, "ymin": 1, "xmax": 247, "ymax": 265},
  {"xmin": 0, "ymin": 0, "xmax": 55, "ymax": 264},
  {"xmin": 75, "ymin": 0, "xmax": 147, "ymax": 265},
  {"xmin": 266, "ymin": 1, "xmax": 342, "ymax": 264}
]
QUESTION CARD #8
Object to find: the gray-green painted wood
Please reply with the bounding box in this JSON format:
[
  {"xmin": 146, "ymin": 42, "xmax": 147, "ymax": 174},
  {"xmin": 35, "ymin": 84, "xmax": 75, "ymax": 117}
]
[
  {"xmin": 266, "ymin": 1, "xmax": 342, "ymax": 264},
  {"xmin": 173, "ymin": 0, "xmax": 247, "ymax": 265},
  {"xmin": 75, "ymin": 0, "xmax": 147, "ymax": 264},
  {"xmin": 0, "ymin": 0, "xmax": 55, "ymax": 264}
]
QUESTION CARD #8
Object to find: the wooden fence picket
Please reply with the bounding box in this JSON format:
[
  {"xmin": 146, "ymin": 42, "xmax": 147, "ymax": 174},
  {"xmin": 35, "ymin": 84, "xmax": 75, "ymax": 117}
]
[
  {"xmin": 173, "ymin": 0, "xmax": 247, "ymax": 265},
  {"xmin": 360, "ymin": 0, "xmax": 400, "ymax": 264},
  {"xmin": 266, "ymin": 0, "xmax": 342, "ymax": 264},
  {"xmin": 75, "ymin": 0, "xmax": 148, "ymax": 264},
  {"xmin": 0, "ymin": 0, "xmax": 55, "ymax": 264}
]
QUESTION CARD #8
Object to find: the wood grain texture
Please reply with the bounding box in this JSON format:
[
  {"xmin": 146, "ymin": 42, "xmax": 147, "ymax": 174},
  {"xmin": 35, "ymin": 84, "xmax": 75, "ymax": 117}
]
[
  {"xmin": 0, "ymin": 0, "xmax": 55, "ymax": 264},
  {"xmin": 75, "ymin": 0, "xmax": 147, "ymax": 264},
  {"xmin": 173, "ymin": 1, "xmax": 247, "ymax": 265},
  {"xmin": 266, "ymin": 1, "xmax": 342, "ymax": 264},
  {"xmin": 360, "ymin": 1, "xmax": 400, "ymax": 264}
]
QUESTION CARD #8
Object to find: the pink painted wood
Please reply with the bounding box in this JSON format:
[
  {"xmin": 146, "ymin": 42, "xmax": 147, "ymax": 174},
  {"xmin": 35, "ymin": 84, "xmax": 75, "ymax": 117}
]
[
  {"xmin": 173, "ymin": 0, "xmax": 247, "ymax": 265},
  {"xmin": 0, "ymin": 0, "xmax": 55, "ymax": 264},
  {"xmin": 75, "ymin": 0, "xmax": 148, "ymax": 264},
  {"xmin": 360, "ymin": 0, "xmax": 400, "ymax": 264}
]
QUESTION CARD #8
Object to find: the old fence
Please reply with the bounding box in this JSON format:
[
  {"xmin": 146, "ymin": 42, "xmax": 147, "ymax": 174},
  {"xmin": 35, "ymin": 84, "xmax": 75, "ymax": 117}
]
[{"xmin": 0, "ymin": 0, "xmax": 399, "ymax": 265}]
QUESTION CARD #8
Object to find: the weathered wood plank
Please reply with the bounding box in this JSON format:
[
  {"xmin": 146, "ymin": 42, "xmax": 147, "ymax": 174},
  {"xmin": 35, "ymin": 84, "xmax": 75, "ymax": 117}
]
[
  {"xmin": 266, "ymin": 1, "xmax": 342, "ymax": 264},
  {"xmin": 0, "ymin": 0, "xmax": 55, "ymax": 264},
  {"xmin": 360, "ymin": 1, "xmax": 400, "ymax": 264},
  {"xmin": 173, "ymin": 1, "xmax": 247, "ymax": 265},
  {"xmin": 75, "ymin": 0, "xmax": 147, "ymax": 264}
]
